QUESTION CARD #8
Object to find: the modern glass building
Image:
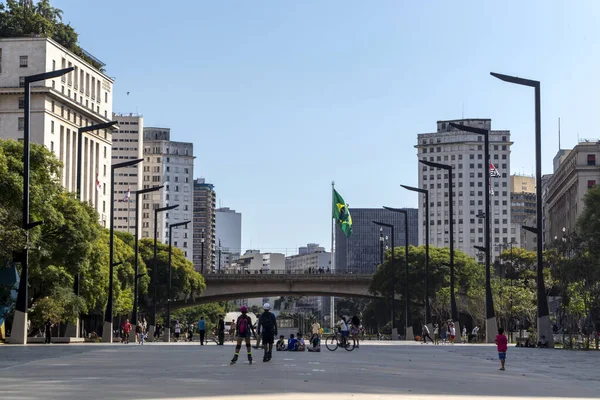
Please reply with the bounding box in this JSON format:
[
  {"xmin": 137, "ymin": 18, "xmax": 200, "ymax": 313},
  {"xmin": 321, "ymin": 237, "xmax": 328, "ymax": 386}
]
[{"xmin": 335, "ymin": 208, "xmax": 419, "ymax": 274}]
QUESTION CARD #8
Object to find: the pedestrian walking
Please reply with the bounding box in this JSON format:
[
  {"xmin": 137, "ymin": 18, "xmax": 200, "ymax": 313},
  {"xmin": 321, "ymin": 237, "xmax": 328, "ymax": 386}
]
[
  {"xmin": 433, "ymin": 324, "xmax": 440, "ymax": 345},
  {"xmin": 351, "ymin": 315, "xmax": 361, "ymax": 348},
  {"xmin": 217, "ymin": 315, "xmax": 225, "ymax": 345},
  {"xmin": 198, "ymin": 317, "xmax": 206, "ymax": 345},
  {"xmin": 495, "ymin": 327, "xmax": 508, "ymax": 371},
  {"xmin": 188, "ymin": 322, "xmax": 194, "ymax": 342},
  {"xmin": 122, "ymin": 319, "xmax": 132, "ymax": 344},
  {"xmin": 230, "ymin": 319, "xmax": 236, "ymax": 342},
  {"xmin": 449, "ymin": 322, "xmax": 456, "ymax": 345},
  {"xmin": 462, "ymin": 326, "xmax": 467, "ymax": 343},
  {"xmin": 44, "ymin": 319, "xmax": 53, "ymax": 344},
  {"xmin": 154, "ymin": 322, "xmax": 162, "ymax": 341},
  {"xmin": 440, "ymin": 324, "xmax": 447, "ymax": 344},
  {"xmin": 230, "ymin": 306, "xmax": 256, "ymax": 365},
  {"xmin": 135, "ymin": 322, "xmax": 142, "ymax": 343},
  {"xmin": 257, "ymin": 303, "xmax": 277, "ymax": 362},
  {"xmin": 422, "ymin": 324, "xmax": 433, "ymax": 344},
  {"xmin": 174, "ymin": 321, "xmax": 181, "ymax": 341}
]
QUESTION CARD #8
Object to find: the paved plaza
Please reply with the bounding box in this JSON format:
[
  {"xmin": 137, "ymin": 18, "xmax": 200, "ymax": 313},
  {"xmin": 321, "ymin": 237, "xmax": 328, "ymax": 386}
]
[{"xmin": 1, "ymin": 341, "xmax": 599, "ymax": 400}]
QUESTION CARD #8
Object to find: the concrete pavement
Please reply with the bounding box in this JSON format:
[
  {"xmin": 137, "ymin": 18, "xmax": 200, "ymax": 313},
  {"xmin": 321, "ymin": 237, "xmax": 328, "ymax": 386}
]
[{"xmin": 1, "ymin": 341, "xmax": 598, "ymax": 399}]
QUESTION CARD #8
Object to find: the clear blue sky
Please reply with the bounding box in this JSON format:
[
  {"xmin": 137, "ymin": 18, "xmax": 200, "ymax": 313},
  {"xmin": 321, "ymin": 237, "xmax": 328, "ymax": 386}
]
[{"xmin": 54, "ymin": 0, "xmax": 600, "ymax": 255}]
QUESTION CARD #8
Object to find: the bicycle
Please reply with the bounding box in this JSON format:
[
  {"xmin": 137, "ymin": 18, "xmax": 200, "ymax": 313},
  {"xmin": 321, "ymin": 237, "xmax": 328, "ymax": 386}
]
[{"xmin": 325, "ymin": 331, "xmax": 356, "ymax": 351}]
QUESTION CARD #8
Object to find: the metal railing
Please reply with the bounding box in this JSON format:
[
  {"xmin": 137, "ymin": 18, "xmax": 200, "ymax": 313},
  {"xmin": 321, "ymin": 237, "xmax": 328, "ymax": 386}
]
[{"xmin": 206, "ymin": 268, "xmax": 372, "ymax": 276}]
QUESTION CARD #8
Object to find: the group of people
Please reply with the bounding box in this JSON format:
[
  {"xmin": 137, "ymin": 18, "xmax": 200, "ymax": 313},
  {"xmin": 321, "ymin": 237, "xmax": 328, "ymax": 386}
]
[
  {"xmin": 306, "ymin": 267, "xmax": 331, "ymax": 274},
  {"xmin": 421, "ymin": 320, "xmax": 460, "ymax": 345},
  {"xmin": 118, "ymin": 319, "xmax": 148, "ymax": 344}
]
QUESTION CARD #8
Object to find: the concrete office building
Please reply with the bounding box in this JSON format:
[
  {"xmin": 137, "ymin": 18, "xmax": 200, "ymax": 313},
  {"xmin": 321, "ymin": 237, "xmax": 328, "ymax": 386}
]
[
  {"xmin": 141, "ymin": 127, "xmax": 194, "ymax": 262},
  {"xmin": 193, "ymin": 178, "xmax": 216, "ymax": 272},
  {"xmin": 286, "ymin": 243, "xmax": 331, "ymax": 273},
  {"xmin": 0, "ymin": 37, "xmax": 114, "ymax": 225},
  {"xmin": 230, "ymin": 251, "xmax": 285, "ymax": 308},
  {"xmin": 546, "ymin": 141, "xmax": 600, "ymax": 244},
  {"xmin": 112, "ymin": 113, "xmax": 143, "ymax": 235},
  {"xmin": 215, "ymin": 207, "xmax": 242, "ymax": 270},
  {"xmin": 416, "ymin": 119, "xmax": 513, "ymax": 260},
  {"xmin": 335, "ymin": 208, "xmax": 418, "ymax": 274}
]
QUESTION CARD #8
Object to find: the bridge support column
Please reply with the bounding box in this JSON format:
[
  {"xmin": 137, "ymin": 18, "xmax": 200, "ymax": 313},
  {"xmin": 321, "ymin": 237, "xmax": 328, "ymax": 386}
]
[
  {"xmin": 148, "ymin": 325, "xmax": 155, "ymax": 341},
  {"xmin": 391, "ymin": 328, "xmax": 398, "ymax": 341},
  {"xmin": 405, "ymin": 326, "xmax": 414, "ymax": 341},
  {"xmin": 164, "ymin": 327, "xmax": 171, "ymax": 342}
]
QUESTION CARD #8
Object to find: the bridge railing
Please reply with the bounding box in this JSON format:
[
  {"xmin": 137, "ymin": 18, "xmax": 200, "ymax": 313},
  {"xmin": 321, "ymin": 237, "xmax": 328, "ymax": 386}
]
[{"xmin": 206, "ymin": 269, "xmax": 371, "ymax": 276}]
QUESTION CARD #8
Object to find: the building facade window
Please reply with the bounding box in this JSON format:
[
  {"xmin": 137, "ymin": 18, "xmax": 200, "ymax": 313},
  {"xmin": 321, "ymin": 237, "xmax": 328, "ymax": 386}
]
[
  {"xmin": 19, "ymin": 55, "xmax": 28, "ymax": 68},
  {"xmin": 587, "ymin": 154, "xmax": 596, "ymax": 166}
]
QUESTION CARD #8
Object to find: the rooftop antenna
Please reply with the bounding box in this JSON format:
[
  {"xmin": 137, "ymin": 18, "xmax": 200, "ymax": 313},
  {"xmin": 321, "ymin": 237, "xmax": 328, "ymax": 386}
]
[{"xmin": 558, "ymin": 117, "xmax": 561, "ymax": 150}]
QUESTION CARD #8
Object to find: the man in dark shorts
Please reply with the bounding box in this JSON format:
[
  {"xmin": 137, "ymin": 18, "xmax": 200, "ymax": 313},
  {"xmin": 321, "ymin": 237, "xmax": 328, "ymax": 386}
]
[{"xmin": 257, "ymin": 302, "xmax": 278, "ymax": 362}]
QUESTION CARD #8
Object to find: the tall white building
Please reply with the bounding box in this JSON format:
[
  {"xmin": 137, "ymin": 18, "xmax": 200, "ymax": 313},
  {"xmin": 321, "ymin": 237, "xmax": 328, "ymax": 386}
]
[
  {"xmin": 112, "ymin": 113, "xmax": 143, "ymax": 235},
  {"xmin": 141, "ymin": 127, "xmax": 194, "ymax": 262},
  {"xmin": 416, "ymin": 119, "xmax": 512, "ymax": 260},
  {"xmin": 0, "ymin": 37, "xmax": 114, "ymax": 225},
  {"xmin": 215, "ymin": 207, "xmax": 242, "ymax": 269}
]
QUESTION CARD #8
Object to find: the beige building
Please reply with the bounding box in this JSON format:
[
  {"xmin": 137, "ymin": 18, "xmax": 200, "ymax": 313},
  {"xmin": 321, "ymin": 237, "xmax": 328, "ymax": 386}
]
[
  {"xmin": 0, "ymin": 37, "xmax": 114, "ymax": 225},
  {"xmin": 112, "ymin": 113, "xmax": 144, "ymax": 235},
  {"xmin": 546, "ymin": 142, "xmax": 600, "ymax": 244},
  {"xmin": 510, "ymin": 175, "xmax": 535, "ymax": 193},
  {"xmin": 141, "ymin": 128, "xmax": 194, "ymax": 262}
]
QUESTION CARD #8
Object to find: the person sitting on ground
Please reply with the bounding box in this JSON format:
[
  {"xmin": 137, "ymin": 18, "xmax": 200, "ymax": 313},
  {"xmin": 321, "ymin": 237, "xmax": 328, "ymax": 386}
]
[
  {"xmin": 287, "ymin": 333, "xmax": 298, "ymax": 351},
  {"xmin": 537, "ymin": 335, "xmax": 549, "ymax": 348},
  {"xmin": 308, "ymin": 333, "xmax": 321, "ymax": 352},
  {"xmin": 276, "ymin": 335, "xmax": 287, "ymax": 351},
  {"xmin": 297, "ymin": 333, "xmax": 306, "ymax": 351}
]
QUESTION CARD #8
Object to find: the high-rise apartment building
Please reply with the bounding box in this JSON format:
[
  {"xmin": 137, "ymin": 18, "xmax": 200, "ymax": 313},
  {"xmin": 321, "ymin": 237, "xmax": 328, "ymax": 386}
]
[
  {"xmin": 215, "ymin": 207, "xmax": 242, "ymax": 270},
  {"xmin": 0, "ymin": 37, "xmax": 114, "ymax": 225},
  {"xmin": 193, "ymin": 178, "xmax": 216, "ymax": 272},
  {"xmin": 112, "ymin": 113, "xmax": 143, "ymax": 235},
  {"xmin": 416, "ymin": 119, "xmax": 513, "ymax": 260},
  {"xmin": 546, "ymin": 141, "xmax": 600, "ymax": 243},
  {"xmin": 335, "ymin": 208, "xmax": 418, "ymax": 274},
  {"xmin": 141, "ymin": 127, "xmax": 194, "ymax": 262}
]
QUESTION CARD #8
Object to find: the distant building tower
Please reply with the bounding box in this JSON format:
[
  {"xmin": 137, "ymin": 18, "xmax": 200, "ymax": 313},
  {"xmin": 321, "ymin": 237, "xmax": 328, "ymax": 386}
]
[
  {"xmin": 112, "ymin": 113, "xmax": 143, "ymax": 236},
  {"xmin": 193, "ymin": 178, "xmax": 216, "ymax": 272},
  {"xmin": 415, "ymin": 119, "xmax": 512, "ymax": 260},
  {"xmin": 215, "ymin": 207, "xmax": 242, "ymax": 270},
  {"xmin": 141, "ymin": 127, "xmax": 194, "ymax": 262}
]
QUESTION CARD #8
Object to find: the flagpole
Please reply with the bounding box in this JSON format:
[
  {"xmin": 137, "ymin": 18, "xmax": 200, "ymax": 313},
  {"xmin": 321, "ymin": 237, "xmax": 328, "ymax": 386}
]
[{"xmin": 330, "ymin": 181, "xmax": 336, "ymax": 330}]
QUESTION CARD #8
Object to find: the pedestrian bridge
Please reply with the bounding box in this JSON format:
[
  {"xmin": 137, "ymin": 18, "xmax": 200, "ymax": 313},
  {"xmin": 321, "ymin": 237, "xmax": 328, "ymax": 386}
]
[{"xmin": 171, "ymin": 270, "xmax": 392, "ymax": 309}]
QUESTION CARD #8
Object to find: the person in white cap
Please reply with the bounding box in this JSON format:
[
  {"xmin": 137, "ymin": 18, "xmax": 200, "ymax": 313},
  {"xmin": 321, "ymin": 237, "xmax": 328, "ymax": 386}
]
[{"xmin": 257, "ymin": 302, "xmax": 278, "ymax": 362}]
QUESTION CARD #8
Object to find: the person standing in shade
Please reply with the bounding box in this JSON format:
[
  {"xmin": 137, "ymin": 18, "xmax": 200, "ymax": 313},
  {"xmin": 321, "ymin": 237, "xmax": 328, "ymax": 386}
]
[
  {"xmin": 135, "ymin": 322, "xmax": 142, "ymax": 344},
  {"xmin": 198, "ymin": 317, "xmax": 206, "ymax": 345},
  {"xmin": 44, "ymin": 319, "xmax": 53, "ymax": 344},
  {"xmin": 257, "ymin": 302, "xmax": 277, "ymax": 362},
  {"xmin": 433, "ymin": 324, "xmax": 440, "ymax": 345},
  {"xmin": 174, "ymin": 321, "xmax": 181, "ymax": 342},
  {"xmin": 217, "ymin": 315, "xmax": 225, "ymax": 345},
  {"xmin": 230, "ymin": 319, "xmax": 236, "ymax": 342}
]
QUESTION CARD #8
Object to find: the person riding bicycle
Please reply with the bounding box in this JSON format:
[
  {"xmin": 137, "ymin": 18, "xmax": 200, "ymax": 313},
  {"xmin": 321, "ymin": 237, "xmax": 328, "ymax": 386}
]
[{"xmin": 338, "ymin": 316, "xmax": 350, "ymax": 346}]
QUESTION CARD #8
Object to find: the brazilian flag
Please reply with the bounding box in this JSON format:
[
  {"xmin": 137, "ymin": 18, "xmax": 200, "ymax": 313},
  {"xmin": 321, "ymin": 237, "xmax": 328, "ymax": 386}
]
[{"xmin": 333, "ymin": 189, "xmax": 352, "ymax": 237}]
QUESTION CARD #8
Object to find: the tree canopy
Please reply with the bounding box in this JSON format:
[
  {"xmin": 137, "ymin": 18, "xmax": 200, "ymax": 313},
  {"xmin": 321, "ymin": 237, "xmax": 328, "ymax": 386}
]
[{"xmin": 0, "ymin": 0, "xmax": 104, "ymax": 70}]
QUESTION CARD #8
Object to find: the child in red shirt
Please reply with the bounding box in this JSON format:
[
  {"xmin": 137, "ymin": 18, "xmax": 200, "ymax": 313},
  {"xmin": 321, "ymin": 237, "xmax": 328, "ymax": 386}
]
[{"xmin": 495, "ymin": 327, "xmax": 508, "ymax": 371}]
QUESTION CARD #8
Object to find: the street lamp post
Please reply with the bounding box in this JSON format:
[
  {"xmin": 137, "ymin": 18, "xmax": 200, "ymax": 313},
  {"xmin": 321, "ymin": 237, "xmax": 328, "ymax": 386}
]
[
  {"xmin": 102, "ymin": 158, "xmax": 144, "ymax": 343},
  {"xmin": 419, "ymin": 160, "xmax": 461, "ymax": 336},
  {"xmin": 401, "ymin": 184, "xmax": 432, "ymax": 327},
  {"xmin": 383, "ymin": 207, "xmax": 414, "ymax": 341},
  {"xmin": 373, "ymin": 221, "xmax": 396, "ymax": 339},
  {"xmin": 11, "ymin": 67, "xmax": 74, "ymax": 344},
  {"xmin": 128, "ymin": 185, "xmax": 163, "ymax": 342},
  {"xmin": 149, "ymin": 204, "xmax": 179, "ymax": 341},
  {"xmin": 491, "ymin": 71, "xmax": 553, "ymax": 347},
  {"xmin": 166, "ymin": 220, "xmax": 191, "ymax": 342},
  {"xmin": 379, "ymin": 227, "xmax": 386, "ymax": 264},
  {"xmin": 449, "ymin": 122, "xmax": 497, "ymax": 343},
  {"xmin": 71, "ymin": 120, "xmax": 118, "ymax": 339}
]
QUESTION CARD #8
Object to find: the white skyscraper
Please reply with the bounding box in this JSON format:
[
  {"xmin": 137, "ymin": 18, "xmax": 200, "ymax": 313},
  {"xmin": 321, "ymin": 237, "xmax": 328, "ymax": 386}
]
[
  {"xmin": 112, "ymin": 113, "xmax": 143, "ymax": 236},
  {"xmin": 0, "ymin": 37, "xmax": 114, "ymax": 225},
  {"xmin": 141, "ymin": 127, "xmax": 194, "ymax": 262},
  {"xmin": 416, "ymin": 119, "xmax": 512, "ymax": 260}
]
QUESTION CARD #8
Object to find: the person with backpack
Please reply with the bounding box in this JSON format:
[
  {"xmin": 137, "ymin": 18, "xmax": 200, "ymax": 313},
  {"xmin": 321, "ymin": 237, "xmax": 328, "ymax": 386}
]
[
  {"xmin": 230, "ymin": 306, "xmax": 256, "ymax": 365},
  {"xmin": 257, "ymin": 302, "xmax": 278, "ymax": 362}
]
